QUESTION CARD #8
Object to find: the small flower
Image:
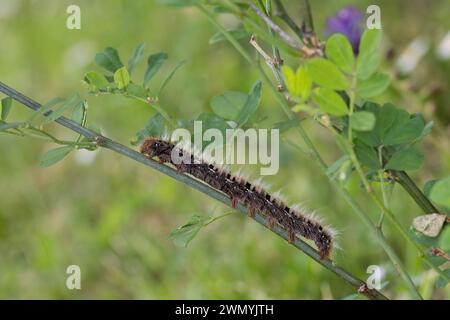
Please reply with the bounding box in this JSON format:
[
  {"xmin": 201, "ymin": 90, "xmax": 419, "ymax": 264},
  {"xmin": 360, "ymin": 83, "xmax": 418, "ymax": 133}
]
[{"xmin": 325, "ymin": 6, "xmax": 364, "ymax": 53}]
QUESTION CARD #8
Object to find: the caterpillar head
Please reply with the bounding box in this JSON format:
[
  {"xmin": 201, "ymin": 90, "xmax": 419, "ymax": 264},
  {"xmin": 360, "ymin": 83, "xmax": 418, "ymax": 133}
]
[{"xmin": 140, "ymin": 138, "xmax": 172, "ymax": 158}]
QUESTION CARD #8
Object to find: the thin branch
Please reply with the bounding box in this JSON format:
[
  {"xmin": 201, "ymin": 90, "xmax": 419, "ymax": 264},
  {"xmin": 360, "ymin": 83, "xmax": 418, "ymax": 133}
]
[
  {"xmin": 0, "ymin": 80, "xmax": 387, "ymax": 300},
  {"xmin": 300, "ymin": 0, "xmax": 314, "ymax": 33},
  {"xmin": 272, "ymin": 0, "xmax": 304, "ymax": 39},
  {"xmin": 248, "ymin": 2, "xmax": 302, "ymax": 51}
]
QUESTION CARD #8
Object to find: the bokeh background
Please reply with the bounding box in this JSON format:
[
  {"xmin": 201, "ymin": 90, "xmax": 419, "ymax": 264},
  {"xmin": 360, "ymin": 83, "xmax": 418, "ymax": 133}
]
[{"xmin": 0, "ymin": 0, "xmax": 449, "ymax": 299}]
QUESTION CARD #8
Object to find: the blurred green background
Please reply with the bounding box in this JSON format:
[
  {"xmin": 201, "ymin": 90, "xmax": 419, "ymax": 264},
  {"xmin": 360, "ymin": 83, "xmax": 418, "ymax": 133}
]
[{"xmin": 0, "ymin": 0, "xmax": 449, "ymax": 299}]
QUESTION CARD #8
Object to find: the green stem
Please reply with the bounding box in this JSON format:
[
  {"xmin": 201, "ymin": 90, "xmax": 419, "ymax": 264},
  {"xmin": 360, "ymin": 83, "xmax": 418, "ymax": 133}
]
[{"xmin": 377, "ymin": 146, "xmax": 387, "ymax": 227}]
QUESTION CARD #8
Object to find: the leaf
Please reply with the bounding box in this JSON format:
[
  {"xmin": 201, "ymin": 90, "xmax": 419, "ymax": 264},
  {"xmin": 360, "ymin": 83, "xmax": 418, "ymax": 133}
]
[
  {"xmin": 158, "ymin": 60, "xmax": 186, "ymax": 95},
  {"xmin": 84, "ymin": 71, "xmax": 109, "ymax": 92},
  {"xmin": 44, "ymin": 93, "xmax": 82, "ymax": 123},
  {"xmin": 357, "ymin": 29, "xmax": 382, "ymax": 80},
  {"xmin": 157, "ymin": 0, "xmax": 196, "ymax": 7},
  {"xmin": 306, "ymin": 58, "xmax": 350, "ymax": 90},
  {"xmin": 72, "ymin": 100, "xmax": 87, "ymax": 125},
  {"xmin": 127, "ymin": 43, "xmax": 145, "ymax": 74},
  {"xmin": 356, "ymin": 103, "xmax": 425, "ymax": 147},
  {"xmin": 423, "ymin": 179, "xmax": 439, "ymax": 198},
  {"xmin": 126, "ymin": 83, "xmax": 148, "ymax": 99},
  {"xmin": 439, "ymin": 227, "xmax": 450, "ymax": 251},
  {"xmin": 436, "ymin": 270, "xmax": 450, "ymax": 289},
  {"xmin": 39, "ymin": 146, "xmax": 74, "ymax": 168},
  {"xmin": 383, "ymin": 113, "xmax": 424, "ymax": 146},
  {"xmin": 113, "ymin": 66, "xmax": 130, "ymax": 90},
  {"xmin": 312, "ymin": 88, "xmax": 348, "ymax": 116},
  {"xmin": 210, "ymin": 91, "xmax": 247, "ymax": 121},
  {"xmin": 325, "ymin": 33, "xmax": 355, "ymax": 74},
  {"xmin": 131, "ymin": 113, "xmax": 168, "ymax": 146},
  {"xmin": 351, "ymin": 111, "xmax": 376, "ymax": 132},
  {"xmin": 143, "ymin": 52, "xmax": 168, "ymax": 87},
  {"xmin": 385, "ymin": 147, "xmax": 424, "ymax": 171},
  {"xmin": 236, "ymin": 81, "xmax": 262, "ymax": 127},
  {"xmin": 295, "ymin": 67, "xmax": 313, "ymax": 101},
  {"xmin": 95, "ymin": 47, "xmax": 123, "ymax": 73},
  {"xmin": 197, "ymin": 113, "xmax": 230, "ymax": 136},
  {"xmin": 209, "ymin": 28, "xmax": 248, "ymax": 44},
  {"xmin": 356, "ymin": 73, "xmax": 390, "ymax": 99},
  {"xmin": 355, "ymin": 141, "xmax": 380, "ymax": 170},
  {"xmin": 430, "ymin": 176, "xmax": 450, "ymax": 208},
  {"xmin": 167, "ymin": 215, "xmax": 213, "ymax": 247},
  {"xmin": 1, "ymin": 97, "xmax": 12, "ymax": 121},
  {"xmin": 419, "ymin": 121, "xmax": 434, "ymax": 140}
]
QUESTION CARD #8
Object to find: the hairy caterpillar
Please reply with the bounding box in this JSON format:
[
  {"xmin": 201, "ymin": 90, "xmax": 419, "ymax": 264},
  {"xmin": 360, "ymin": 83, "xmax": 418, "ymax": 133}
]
[{"xmin": 140, "ymin": 136, "xmax": 335, "ymax": 259}]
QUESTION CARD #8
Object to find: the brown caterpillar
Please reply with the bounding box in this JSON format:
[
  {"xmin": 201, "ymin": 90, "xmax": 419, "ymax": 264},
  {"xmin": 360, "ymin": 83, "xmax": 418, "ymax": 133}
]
[{"xmin": 140, "ymin": 137, "xmax": 335, "ymax": 259}]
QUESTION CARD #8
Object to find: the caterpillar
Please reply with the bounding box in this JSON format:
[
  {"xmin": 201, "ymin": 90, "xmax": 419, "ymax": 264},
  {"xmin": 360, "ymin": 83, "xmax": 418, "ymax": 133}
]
[{"xmin": 140, "ymin": 136, "xmax": 335, "ymax": 259}]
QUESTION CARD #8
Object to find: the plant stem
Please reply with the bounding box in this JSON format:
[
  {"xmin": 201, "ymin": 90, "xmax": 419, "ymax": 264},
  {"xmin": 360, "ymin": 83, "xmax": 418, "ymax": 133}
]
[
  {"xmin": 0, "ymin": 80, "xmax": 387, "ymax": 301},
  {"xmin": 248, "ymin": 3, "xmax": 302, "ymax": 50}
]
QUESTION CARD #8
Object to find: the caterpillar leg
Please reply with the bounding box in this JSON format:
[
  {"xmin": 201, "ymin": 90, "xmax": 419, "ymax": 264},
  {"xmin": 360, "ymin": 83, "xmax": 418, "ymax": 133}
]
[
  {"xmin": 288, "ymin": 229, "xmax": 295, "ymax": 244},
  {"xmin": 230, "ymin": 197, "xmax": 238, "ymax": 209}
]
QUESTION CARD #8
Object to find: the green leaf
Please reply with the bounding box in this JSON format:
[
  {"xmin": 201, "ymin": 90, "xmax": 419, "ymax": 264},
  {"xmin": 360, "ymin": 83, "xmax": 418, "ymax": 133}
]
[
  {"xmin": 1, "ymin": 97, "xmax": 12, "ymax": 121},
  {"xmin": 127, "ymin": 43, "xmax": 145, "ymax": 75},
  {"xmin": 197, "ymin": 112, "xmax": 230, "ymax": 136},
  {"xmin": 306, "ymin": 58, "xmax": 350, "ymax": 90},
  {"xmin": 236, "ymin": 81, "xmax": 262, "ymax": 127},
  {"xmin": 325, "ymin": 33, "xmax": 355, "ymax": 74},
  {"xmin": 95, "ymin": 47, "xmax": 123, "ymax": 73},
  {"xmin": 113, "ymin": 66, "xmax": 130, "ymax": 90},
  {"xmin": 312, "ymin": 88, "xmax": 348, "ymax": 116},
  {"xmin": 383, "ymin": 113, "xmax": 424, "ymax": 146},
  {"xmin": 131, "ymin": 113, "xmax": 168, "ymax": 146},
  {"xmin": 351, "ymin": 111, "xmax": 376, "ymax": 131},
  {"xmin": 84, "ymin": 71, "xmax": 109, "ymax": 92},
  {"xmin": 126, "ymin": 83, "xmax": 148, "ymax": 99},
  {"xmin": 210, "ymin": 91, "xmax": 247, "ymax": 121},
  {"xmin": 158, "ymin": 59, "xmax": 186, "ymax": 95},
  {"xmin": 72, "ymin": 100, "xmax": 87, "ymax": 125},
  {"xmin": 439, "ymin": 227, "xmax": 450, "ymax": 251},
  {"xmin": 143, "ymin": 52, "xmax": 168, "ymax": 87},
  {"xmin": 209, "ymin": 28, "xmax": 247, "ymax": 44},
  {"xmin": 385, "ymin": 147, "xmax": 424, "ymax": 171},
  {"xmin": 357, "ymin": 29, "xmax": 382, "ymax": 80},
  {"xmin": 436, "ymin": 269, "xmax": 450, "ymax": 289},
  {"xmin": 356, "ymin": 103, "xmax": 425, "ymax": 147},
  {"xmin": 430, "ymin": 176, "xmax": 450, "ymax": 208},
  {"xmin": 167, "ymin": 215, "xmax": 213, "ymax": 247},
  {"xmin": 157, "ymin": 0, "xmax": 196, "ymax": 7},
  {"xmin": 44, "ymin": 93, "xmax": 82, "ymax": 123},
  {"xmin": 295, "ymin": 67, "xmax": 312, "ymax": 101},
  {"xmin": 356, "ymin": 73, "xmax": 390, "ymax": 99},
  {"xmin": 423, "ymin": 179, "xmax": 439, "ymax": 198},
  {"xmin": 39, "ymin": 146, "xmax": 74, "ymax": 168},
  {"xmin": 283, "ymin": 66, "xmax": 312, "ymax": 99},
  {"xmin": 355, "ymin": 141, "xmax": 380, "ymax": 170}
]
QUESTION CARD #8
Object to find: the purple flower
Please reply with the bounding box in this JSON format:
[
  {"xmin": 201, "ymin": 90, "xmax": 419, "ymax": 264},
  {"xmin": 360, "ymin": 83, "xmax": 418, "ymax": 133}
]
[{"xmin": 325, "ymin": 6, "xmax": 364, "ymax": 53}]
